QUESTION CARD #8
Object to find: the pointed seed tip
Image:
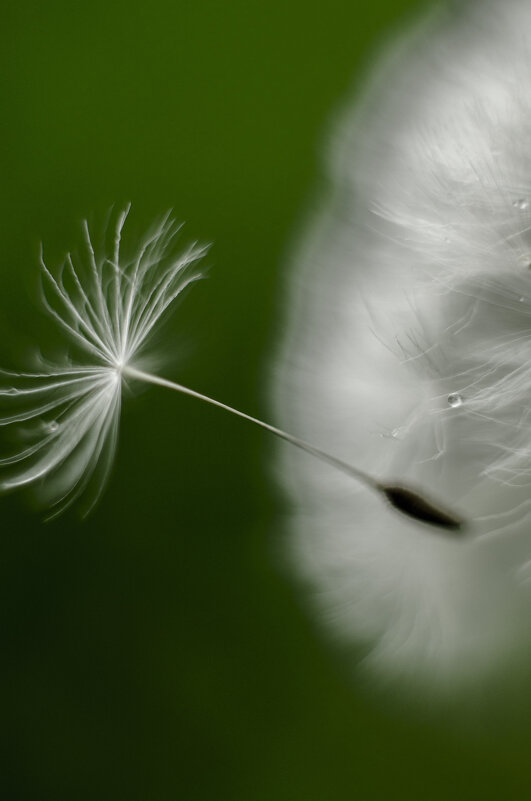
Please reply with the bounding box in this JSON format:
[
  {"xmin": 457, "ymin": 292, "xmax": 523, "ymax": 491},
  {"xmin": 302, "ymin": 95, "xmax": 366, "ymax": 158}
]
[{"xmin": 382, "ymin": 484, "xmax": 466, "ymax": 536}]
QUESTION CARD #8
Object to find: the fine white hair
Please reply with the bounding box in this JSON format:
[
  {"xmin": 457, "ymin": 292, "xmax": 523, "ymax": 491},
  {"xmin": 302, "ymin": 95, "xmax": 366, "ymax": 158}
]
[
  {"xmin": 0, "ymin": 207, "xmax": 207, "ymax": 516},
  {"xmin": 274, "ymin": 0, "xmax": 531, "ymax": 701}
]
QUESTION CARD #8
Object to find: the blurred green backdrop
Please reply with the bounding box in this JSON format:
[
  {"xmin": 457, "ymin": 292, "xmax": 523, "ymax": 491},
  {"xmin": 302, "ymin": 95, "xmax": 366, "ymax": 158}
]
[{"xmin": 1, "ymin": 1, "xmax": 527, "ymax": 799}]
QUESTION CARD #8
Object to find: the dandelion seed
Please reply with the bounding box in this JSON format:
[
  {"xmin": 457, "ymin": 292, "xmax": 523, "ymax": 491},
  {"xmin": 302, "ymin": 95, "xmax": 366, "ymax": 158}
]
[{"xmin": 1, "ymin": 206, "xmax": 462, "ymax": 527}]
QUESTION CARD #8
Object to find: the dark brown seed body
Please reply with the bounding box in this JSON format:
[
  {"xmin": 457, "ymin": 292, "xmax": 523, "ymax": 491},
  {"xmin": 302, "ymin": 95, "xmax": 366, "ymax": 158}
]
[{"xmin": 381, "ymin": 484, "xmax": 465, "ymax": 534}]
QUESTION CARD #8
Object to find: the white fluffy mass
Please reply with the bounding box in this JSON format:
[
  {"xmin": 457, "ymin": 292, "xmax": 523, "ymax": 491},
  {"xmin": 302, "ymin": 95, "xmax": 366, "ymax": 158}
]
[{"xmin": 274, "ymin": 0, "xmax": 531, "ymax": 697}]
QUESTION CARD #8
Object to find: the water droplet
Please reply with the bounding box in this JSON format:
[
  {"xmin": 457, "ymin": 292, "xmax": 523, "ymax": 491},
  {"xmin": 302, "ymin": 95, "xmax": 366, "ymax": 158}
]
[
  {"xmin": 513, "ymin": 198, "xmax": 529, "ymax": 210},
  {"xmin": 47, "ymin": 420, "xmax": 59, "ymax": 432},
  {"xmin": 391, "ymin": 426, "xmax": 406, "ymax": 440},
  {"xmin": 447, "ymin": 392, "xmax": 464, "ymax": 408},
  {"xmin": 380, "ymin": 426, "xmax": 407, "ymax": 440},
  {"xmin": 519, "ymin": 296, "xmax": 526, "ymax": 303}
]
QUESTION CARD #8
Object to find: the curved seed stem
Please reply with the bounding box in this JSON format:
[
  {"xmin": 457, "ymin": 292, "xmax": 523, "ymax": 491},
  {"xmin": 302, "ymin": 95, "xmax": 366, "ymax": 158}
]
[{"xmin": 122, "ymin": 365, "xmax": 465, "ymax": 534}]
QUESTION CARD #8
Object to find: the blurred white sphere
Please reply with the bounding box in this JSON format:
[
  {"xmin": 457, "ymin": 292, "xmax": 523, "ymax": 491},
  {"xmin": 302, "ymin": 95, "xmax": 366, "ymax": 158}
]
[{"xmin": 274, "ymin": 0, "xmax": 531, "ymax": 701}]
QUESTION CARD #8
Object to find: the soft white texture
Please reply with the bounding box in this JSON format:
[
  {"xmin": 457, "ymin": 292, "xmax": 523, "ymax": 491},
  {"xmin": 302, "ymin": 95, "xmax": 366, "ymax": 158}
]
[
  {"xmin": 0, "ymin": 207, "xmax": 207, "ymax": 515},
  {"xmin": 274, "ymin": 0, "xmax": 531, "ymax": 697}
]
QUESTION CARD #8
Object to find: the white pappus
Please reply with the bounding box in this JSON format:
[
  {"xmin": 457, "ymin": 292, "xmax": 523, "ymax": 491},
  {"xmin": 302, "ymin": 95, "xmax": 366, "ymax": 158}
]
[
  {"xmin": 274, "ymin": 0, "xmax": 531, "ymax": 700},
  {"xmin": 0, "ymin": 206, "xmax": 208, "ymax": 515}
]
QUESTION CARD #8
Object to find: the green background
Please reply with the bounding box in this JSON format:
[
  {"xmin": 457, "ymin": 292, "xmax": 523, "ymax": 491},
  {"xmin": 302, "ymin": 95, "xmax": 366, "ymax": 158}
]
[{"xmin": 0, "ymin": 1, "xmax": 527, "ymax": 799}]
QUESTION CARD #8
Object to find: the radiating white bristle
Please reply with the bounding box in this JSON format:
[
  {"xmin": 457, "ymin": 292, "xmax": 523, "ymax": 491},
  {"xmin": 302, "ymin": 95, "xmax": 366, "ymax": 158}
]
[{"xmin": 0, "ymin": 208, "xmax": 207, "ymax": 515}]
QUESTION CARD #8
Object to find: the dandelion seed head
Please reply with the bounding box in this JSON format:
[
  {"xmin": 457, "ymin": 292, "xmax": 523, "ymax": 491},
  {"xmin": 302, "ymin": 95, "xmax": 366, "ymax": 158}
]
[
  {"xmin": 274, "ymin": 0, "xmax": 531, "ymax": 703},
  {"xmin": 0, "ymin": 206, "xmax": 207, "ymax": 516}
]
